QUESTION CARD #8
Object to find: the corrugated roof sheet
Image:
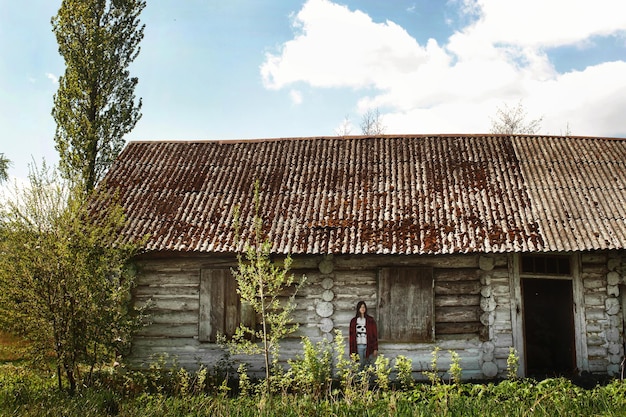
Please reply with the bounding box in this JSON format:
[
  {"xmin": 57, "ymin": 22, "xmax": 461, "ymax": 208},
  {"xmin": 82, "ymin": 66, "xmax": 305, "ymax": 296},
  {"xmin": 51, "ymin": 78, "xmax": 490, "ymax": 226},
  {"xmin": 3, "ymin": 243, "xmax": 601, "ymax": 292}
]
[
  {"xmin": 512, "ymin": 136, "xmax": 626, "ymax": 252},
  {"xmin": 100, "ymin": 134, "xmax": 626, "ymax": 255}
]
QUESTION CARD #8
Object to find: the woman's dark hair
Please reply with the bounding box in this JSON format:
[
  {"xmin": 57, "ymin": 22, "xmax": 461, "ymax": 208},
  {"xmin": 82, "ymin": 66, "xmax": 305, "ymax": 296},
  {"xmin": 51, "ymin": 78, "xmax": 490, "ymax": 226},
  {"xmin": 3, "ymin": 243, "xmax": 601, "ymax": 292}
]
[{"xmin": 355, "ymin": 300, "xmax": 367, "ymax": 317}]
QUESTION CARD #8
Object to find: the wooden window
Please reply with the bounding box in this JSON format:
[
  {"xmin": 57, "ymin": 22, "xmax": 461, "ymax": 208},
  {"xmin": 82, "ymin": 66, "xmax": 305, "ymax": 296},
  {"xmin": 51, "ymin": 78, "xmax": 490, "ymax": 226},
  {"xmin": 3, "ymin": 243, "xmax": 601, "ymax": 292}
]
[
  {"xmin": 521, "ymin": 255, "xmax": 571, "ymax": 275},
  {"xmin": 378, "ymin": 267, "xmax": 434, "ymax": 342},
  {"xmin": 199, "ymin": 269, "xmax": 241, "ymax": 342}
]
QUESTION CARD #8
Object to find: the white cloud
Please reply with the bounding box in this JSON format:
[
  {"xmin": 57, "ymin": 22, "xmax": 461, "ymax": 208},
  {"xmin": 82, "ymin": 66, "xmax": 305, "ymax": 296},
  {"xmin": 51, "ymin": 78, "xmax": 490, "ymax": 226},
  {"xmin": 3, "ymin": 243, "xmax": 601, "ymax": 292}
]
[
  {"xmin": 261, "ymin": 0, "xmax": 431, "ymax": 91},
  {"xmin": 46, "ymin": 72, "xmax": 58, "ymax": 84},
  {"xmin": 289, "ymin": 89, "xmax": 303, "ymax": 105},
  {"xmin": 261, "ymin": 0, "xmax": 626, "ymax": 136},
  {"xmin": 459, "ymin": 0, "xmax": 626, "ymax": 48}
]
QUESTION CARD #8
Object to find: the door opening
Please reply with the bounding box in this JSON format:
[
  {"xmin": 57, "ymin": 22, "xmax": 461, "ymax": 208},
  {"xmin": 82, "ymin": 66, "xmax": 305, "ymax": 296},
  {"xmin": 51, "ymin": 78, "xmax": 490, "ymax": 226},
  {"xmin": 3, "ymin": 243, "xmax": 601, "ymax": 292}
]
[{"xmin": 522, "ymin": 278, "xmax": 576, "ymax": 377}]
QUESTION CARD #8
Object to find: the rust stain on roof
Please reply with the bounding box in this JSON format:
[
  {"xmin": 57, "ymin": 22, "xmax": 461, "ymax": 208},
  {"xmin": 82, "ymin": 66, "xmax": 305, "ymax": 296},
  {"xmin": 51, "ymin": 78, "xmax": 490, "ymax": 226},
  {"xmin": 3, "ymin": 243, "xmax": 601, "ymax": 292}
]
[{"xmin": 100, "ymin": 134, "xmax": 626, "ymax": 255}]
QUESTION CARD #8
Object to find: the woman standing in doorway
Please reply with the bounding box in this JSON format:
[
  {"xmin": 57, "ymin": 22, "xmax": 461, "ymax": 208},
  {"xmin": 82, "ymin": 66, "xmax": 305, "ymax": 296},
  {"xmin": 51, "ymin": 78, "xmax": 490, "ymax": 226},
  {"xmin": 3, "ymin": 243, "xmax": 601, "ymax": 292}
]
[{"xmin": 349, "ymin": 300, "xmax": 378, "ymax": 368}]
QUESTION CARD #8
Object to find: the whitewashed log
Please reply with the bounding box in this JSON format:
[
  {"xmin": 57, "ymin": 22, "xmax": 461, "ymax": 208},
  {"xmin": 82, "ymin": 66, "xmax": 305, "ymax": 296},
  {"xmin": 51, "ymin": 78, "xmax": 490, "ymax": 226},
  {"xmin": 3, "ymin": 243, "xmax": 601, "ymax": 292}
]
[
  {"xmin": 482, "ymin": 361, "xmax": 498, "ymax": 378},
  {"xmin": 136, "ymin": 272, "xmax": 200, "ymax": 286},
  {"xmin": 480, "ymin": 311, "xmax": 495, "ymax": 326},
  {"xmin": 435, "ymin": 295, "xmax": 480, "ymax": 307},
  {"xmin": 606, "ymin": 327, "xmax": 620, "ymax": 342},
  {"xmin": 134, "ymin": 285, "xmax": 199, "ymax": 297},
  {"xmin": 608, "ymin": 364, "xmax": 620, "ymax": 375},
  {"xmin": 493, "ymin": 333, "xmax": 513, "ymax": 348},
  {"xmin": 607, "ymin": 285, "xmax": 619, "ymax": 297},
  {"xmin": 135, "ymin": 296, "xmax": 198, "ymax": 311},
  {"xmin": 608, "ymin": 343, "xmax": 622, "ymax": 355},
  {"xmin": 322, "ymin": 289, "xmax": 335, "ymax": 301},
  {"xmin": 609, "ymin": 315, "xmax": 622, "ymax": 327},
  {"xmin": 137, "ymin": 323, "xmax": 197, "ymax": 338},
  {"xmin": 479, "ymin": 256, "xmax": 495, "ymax": 271},
  {"xmin": 436, "ymin": 306, "xmax": 481, "ymax": 322},
  {"xmin": 582, "ymin": 263, "xmax": 609, "ymax": 274},
  {"xmin": 333, "ymin": 254, "xmax": 479, "ymax": 269},
  {"xmin": 319, "ymin": 318, "xmax": 334, "ymax": 333},
  {"xmin": 316, "ymin": 301, "xmax": 334, "ymax": 318},
  {"xmin": 607, "ymin": 271, "xmax": 620, "ymax": 285},
  {"xmin": 581, "ymin": 253, "xmax": 608, "ymax": 264},
  {"xmin": 321, "ymin": 277, "xmax": 334, "ymax": 289},
  {"xmin": 608, "ymin": 258, "xmax": 621, "ymax": 272},
  {"xmin": 319, "ymin": 258, "xmax": 334, "ymax": 274},
  {"xmin": 149, "ymin": 310, "xmax": 198, "ymax": 324},
  {"xmin": 588, "ymin": 360, "xmax": 609, "ymax": 373},
  {"xmin": 585, "ymin": 307, "xmax": 607, "ymax": 320},
  {"xmin": 435, "ymin": 281, "xmax": 481, "ymax": 295},
  {"xmin": 133, "ymin": 337, "xmax": 200, "ymax": 348},
  {"xmin": 606, "ymin": 297, "xmax": 620, "ymax": 315},
  {"xmin": 587, "ymin": 346, "xmax": 608, "ymax": 357},
  {"xmin": 583, "ymin": 278, "xmax": 607, "ymax": 289},
  {"xmin": 435, "ymin": 268, "xmax": 481, "ymax": 282},
  {"xmin": 480, "ymin": 297, "xmax": 496, "ymax": 312},
  {"xmin": 480, "ymin": 286, "xmax": 492, "ymax": 298},
  {"xmin": 584, "ymin": 293, "xmax": 606, "ymax": 307}
]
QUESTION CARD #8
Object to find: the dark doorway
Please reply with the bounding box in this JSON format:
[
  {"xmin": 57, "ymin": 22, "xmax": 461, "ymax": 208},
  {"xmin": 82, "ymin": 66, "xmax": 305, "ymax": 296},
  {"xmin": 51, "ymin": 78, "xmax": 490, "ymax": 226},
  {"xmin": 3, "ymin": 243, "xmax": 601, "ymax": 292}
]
[{"xmin": 522, "ymin": 278, "xmax": 576, "ymax": 377}]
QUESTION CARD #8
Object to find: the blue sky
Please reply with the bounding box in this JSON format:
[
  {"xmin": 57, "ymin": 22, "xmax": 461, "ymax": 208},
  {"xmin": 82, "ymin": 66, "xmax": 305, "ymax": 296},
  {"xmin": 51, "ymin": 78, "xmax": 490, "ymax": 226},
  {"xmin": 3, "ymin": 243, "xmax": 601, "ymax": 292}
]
[{"xmin": 2, "ymin": 0, "xmax": 626, "ymax": 182}]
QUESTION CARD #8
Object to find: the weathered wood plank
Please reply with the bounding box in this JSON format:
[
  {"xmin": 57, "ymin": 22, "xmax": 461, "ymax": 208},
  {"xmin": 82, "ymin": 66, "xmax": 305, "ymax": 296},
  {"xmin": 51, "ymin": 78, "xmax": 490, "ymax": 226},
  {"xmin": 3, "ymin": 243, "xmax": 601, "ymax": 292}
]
[
  {"xmin": 435, "ymin": 268, "xmax": 481, "ymax": 282},
  {"xmin": 135, "ymin": 271, "xmax": 200, "ymax": 286},
  {"xmin": 436, "ymin": 322, "xmax": 483, "ymax": 335},
  {"xmin": 333, "ymin": 254, "xmax": 479, "ymax": 269},
  {"xmin": 137, "ymin": 323, "xmax": 197, "ymax": 338},
  {"xmin": 436, "ymin": 306, "xmax": 481, "ymax": 323},
  {"xmin": 435, "ymin": 281, "xmax": 481, "ymax": 295},
  {"xmin": 134, "ymin": 285, "xmax": 199, "ymax": 297},
  {"xmin": 134, "ymin": 295, "xmax": 198, "ymax": 311},
  {"xmin": 435, "ymin": 294, "xmax": 480, "ymax": 307},
  {"xmin": 148, "ymin": 310, "xmax": 198, "ymax": 324},
  {"xmin": 378, "ymin": 267, "xmax": 434, "ymax": 342}
]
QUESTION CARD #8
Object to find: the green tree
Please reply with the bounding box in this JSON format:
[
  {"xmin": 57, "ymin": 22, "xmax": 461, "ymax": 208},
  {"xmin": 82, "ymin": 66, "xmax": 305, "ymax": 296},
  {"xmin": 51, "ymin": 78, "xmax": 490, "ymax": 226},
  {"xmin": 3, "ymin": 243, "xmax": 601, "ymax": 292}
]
[
  {"xmin": 51, "ymin": 0, "xmax": 145, "ymax": 192},
  {"xmin": 0, "ymin": 153, "xmax": 10, "ymax": 183},
  {"xmin": 227, "ymin": 181, "xmax": 303, "ymax": 395},
  {"xmin": 0, "ymin": 163, "xmax": 145, "ymax": 393}
]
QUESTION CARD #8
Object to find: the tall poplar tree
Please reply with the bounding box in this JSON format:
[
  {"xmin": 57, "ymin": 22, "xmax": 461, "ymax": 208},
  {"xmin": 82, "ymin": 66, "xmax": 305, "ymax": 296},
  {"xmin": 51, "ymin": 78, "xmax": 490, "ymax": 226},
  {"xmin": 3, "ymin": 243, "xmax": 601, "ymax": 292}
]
[
  {"xmin": 0, "ymin": 153, "xmax": 10, "ymax": 183},
  {"xmin": 51, "ymin": 0, "xmax": 145, "ymax": 192}
]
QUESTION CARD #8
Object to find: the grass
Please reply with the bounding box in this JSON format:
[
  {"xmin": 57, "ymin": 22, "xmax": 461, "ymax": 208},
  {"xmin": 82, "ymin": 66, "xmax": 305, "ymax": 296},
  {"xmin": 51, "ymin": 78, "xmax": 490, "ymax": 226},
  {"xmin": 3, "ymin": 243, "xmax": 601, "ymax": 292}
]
[
  {"xmin": 2, "ymin": 335, "xmax": 626, "ymax": 416},
  {"xmin": 1, "ymin": 363, "xmax": 626, "ymax": 417},
  {"xmin": 0, "ymin": 331, "xmax": 27, "ymax": 363}
]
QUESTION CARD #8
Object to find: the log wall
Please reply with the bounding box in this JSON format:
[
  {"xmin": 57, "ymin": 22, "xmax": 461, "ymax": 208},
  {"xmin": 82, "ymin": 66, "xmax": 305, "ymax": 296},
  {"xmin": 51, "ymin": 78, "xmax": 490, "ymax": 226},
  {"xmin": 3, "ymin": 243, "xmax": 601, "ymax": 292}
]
[{"xmin": 129, "ymin": 250, "xmax": 626, "ymax": 379}]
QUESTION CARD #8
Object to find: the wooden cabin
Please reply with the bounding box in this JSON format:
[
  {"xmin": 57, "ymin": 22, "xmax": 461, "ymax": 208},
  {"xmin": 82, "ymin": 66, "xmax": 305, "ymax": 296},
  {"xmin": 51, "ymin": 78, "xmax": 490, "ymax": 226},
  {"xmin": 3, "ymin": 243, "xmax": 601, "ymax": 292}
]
[{"xmin": 101, "ymin": 134, "xmax": 626, "ymax": 379}]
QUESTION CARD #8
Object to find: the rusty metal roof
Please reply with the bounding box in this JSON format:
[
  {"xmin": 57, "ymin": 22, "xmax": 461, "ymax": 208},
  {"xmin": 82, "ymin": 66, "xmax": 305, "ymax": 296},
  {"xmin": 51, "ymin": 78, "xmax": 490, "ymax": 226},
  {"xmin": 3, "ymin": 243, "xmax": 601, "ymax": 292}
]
[{"xmin": 100, "ymin": 134, "xmax": 626, "ymax": 255}]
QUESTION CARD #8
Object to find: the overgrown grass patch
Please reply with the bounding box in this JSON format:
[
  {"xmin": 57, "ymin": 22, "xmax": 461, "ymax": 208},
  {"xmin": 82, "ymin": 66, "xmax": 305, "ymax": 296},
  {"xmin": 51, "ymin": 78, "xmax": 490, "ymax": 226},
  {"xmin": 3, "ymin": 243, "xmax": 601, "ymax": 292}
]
[
  {"xmin": 0, "ymin": 331, "xmax": 27, "ymax": 363},
  {"xmin": 2, "ymin": 366, "xmax": 626, "ymax": 417}
]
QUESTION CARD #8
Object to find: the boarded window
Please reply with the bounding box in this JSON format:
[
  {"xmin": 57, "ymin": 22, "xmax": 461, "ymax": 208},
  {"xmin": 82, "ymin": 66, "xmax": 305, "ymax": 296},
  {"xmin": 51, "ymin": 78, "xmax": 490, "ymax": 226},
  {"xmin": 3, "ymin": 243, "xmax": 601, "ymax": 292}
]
[
  {"xmin": 378, "ymin": 267, "xmax": 434, "ymax": 342},
  {"xmin": 199, "ymin": 269, "xmax": 241, "ymax": 342}
]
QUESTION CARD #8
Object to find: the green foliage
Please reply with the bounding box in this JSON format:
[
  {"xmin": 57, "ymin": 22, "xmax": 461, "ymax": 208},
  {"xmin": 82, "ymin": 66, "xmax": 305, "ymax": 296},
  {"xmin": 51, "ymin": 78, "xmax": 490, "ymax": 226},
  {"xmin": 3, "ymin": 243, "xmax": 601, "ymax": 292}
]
[
  {"xmin": 373, "ymin": 354, "xmax": 391, "ymax": 392},
  {"xmin": 448, "ymin": 350, "xmax": 462, "ymax": 386},
  {"xmin": 507, "ymin": 346, "xmax": 520, "ymax": 380},
  {"xmin": 423, "ymin": 346, "xmax": 441, "ymax": 385},
  {"xmin": 394, "ymin": 355, "xmax": 414, "ymax": 391},
  {"xmin": 332, "ymin": 329, "xmax": 363, "ymax": 403},
  {"xmin": 286, "ymin": 336, "xmax": 333, "ymax": 399},
  {"xmin": 51, "ymin": 0, "xmax": 145, "ymax": 191},
  {"xmin": 0, "ymin": 163, "xmax": 146, "ymax": 393},
  {"xmin": 0, "ymin": 153, "xmax": 10, "ymax": 183},
  {"xmin": 4, "ymin": 364, "xmax": 626, "ymax": 417},
  {"xmin": 226, "ymin": 180, "xmax": 304, "ymax": 395}
]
